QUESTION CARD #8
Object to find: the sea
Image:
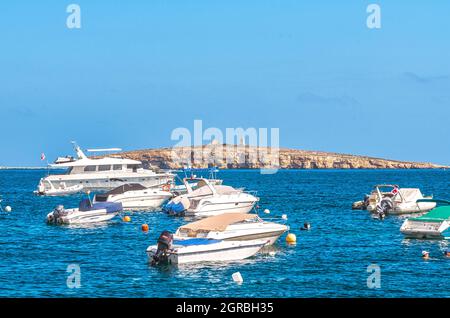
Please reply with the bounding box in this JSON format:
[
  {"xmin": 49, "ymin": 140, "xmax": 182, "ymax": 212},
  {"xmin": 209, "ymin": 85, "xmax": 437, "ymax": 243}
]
[{"xmin": 0, "ymin": 169, "xmax": 448, "ymax": 297}]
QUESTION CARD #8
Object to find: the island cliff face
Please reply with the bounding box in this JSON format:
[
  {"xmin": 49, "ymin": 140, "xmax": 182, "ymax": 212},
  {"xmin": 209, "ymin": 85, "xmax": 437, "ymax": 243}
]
[{"xmin": 111, "ymin": 145, "xmax": 448, "ymax": 170}]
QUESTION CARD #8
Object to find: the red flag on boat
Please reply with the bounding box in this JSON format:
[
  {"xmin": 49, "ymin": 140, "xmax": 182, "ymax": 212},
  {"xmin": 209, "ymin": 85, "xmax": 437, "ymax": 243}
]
[
  {"xmin": 40, "ymin": 153, "xmax": 46, "ymax": 161},
  {"xmin": 391, "ymin": 187, "xmax": 399, "ymax": 195}
]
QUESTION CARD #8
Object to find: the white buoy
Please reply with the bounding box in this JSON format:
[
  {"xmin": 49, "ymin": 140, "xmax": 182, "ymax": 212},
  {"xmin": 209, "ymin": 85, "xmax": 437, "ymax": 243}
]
[
  {"xmin": 269, "ymin": 251, "xmax": 276, "ymax": 257},
  {"xmin": 4, "ymin": 206, "xmax": 11, "ymax": 212},
  {"xmin": 264, "ymin": 209, "xmax": 270, "ymax": 214},
  {"xmin": 232, "ymin": 272, "xmax": 243, "ymax": 284},
  {"xmin": 281, "ymin": 214, "xmax": 288, "ymax": 220}
]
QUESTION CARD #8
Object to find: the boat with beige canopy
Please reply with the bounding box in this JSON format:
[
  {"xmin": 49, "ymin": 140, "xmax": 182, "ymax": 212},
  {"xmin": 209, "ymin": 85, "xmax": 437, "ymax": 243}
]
[{"xmin": 174, "ymin": 213, "xmax": 289, "ymax": 245}]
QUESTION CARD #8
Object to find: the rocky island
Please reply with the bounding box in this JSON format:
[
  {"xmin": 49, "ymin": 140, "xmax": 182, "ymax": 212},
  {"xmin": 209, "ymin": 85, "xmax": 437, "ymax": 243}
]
[{"xmin": 110, "ymin": 145, "xmax": 448, "ymax": 170}]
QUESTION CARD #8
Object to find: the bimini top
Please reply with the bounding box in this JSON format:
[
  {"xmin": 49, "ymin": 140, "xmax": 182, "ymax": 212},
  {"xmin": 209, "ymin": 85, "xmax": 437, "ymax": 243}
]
[
  {"xmin": 179, "ymin": 213, "xmax": 259, "ymax": 233},
  {"xmin": 395, "ymin": 188, "xmax": 424, "ymax": 202}
]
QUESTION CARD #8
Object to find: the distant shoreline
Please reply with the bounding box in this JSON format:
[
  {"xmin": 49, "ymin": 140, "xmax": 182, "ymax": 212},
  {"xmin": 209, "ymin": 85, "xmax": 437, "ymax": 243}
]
[{"xmin": 0, "ymin": 167, "xmax": 58, "ymax": 170}]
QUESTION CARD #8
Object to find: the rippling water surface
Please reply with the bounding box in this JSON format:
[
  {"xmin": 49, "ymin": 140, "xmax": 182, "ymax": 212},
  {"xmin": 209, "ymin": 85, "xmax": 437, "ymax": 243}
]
[{"xmin": 0, "ymin": 169, "xmax": 449, "ymax": 297}]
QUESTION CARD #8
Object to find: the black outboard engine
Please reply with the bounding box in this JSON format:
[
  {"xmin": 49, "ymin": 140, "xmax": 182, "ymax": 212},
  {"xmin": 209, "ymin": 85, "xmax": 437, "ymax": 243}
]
[
  {"xmin": 377, "ymin": 198, "xmax": 393, "ymax": 219},
  {"xmin": 151, "ymin": 230, "xmax": 174, "ymax": 265},
  {"xmin": 48, "ymin": 205, "xmax": 65, "ymax": 224}
]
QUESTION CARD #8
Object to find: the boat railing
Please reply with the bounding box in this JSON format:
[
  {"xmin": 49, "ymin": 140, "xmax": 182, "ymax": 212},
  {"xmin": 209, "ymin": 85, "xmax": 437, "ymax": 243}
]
[{"xmin": 241, "ymin": 189, "xmax": 258, "ymax": 196}]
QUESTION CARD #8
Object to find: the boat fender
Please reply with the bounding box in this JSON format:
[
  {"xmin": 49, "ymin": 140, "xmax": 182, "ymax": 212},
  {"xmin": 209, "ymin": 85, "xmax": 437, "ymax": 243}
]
[{"xmin": 286, "ymin": 233, "xmax": 296, "ymax": 244}]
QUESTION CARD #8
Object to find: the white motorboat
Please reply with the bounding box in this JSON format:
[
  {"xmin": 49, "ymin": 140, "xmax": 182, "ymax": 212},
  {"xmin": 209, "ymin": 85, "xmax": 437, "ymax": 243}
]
[
  {"xmin": 34, "ymin": 180, "xmax": 83, "ymax": 196},
  {"xmin": 352, "ymin": 185, "xmax": 435, "ymax": 215},
  {"xmin": 36, "ymin": 142, "xmax": 174, "ymax": 195},
  {"xmin": 163, "ymin": 178, "xmax": 259, "ymax": 217},
  {"xmin": 93, "ymin": 183, "xmax": 173, "ymax": 211},
  {"xmin": 400, "ymin": 199, "xmax": 450, "ymax": 239},
  {"xmin": 171, "ymin": 167, "xmax": 223, "ymax": 195},
  {"xmin": 147, "ymin": 231, "xmax": 268, "ymax": 265},
  {"xmin": 46, "ymin": 199, "xmax": 122, "ymax": 225},
  {"xmin": 174, "ymin": 213, "xmax": 289, "ymax": 245}
]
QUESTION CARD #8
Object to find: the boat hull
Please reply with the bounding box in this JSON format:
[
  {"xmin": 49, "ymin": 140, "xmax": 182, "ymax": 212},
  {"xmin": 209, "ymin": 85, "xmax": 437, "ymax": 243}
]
[
  {"xmin": 147, "ymin": 240, "xmax": 267, "ymax": 264},
  {"xmin": 400, "ymin": 219, "xmax": 449, "ymax": 239},
  {"xmin": 367, "ymin": 202, "xmax": 436, "ymax": 215},
  {"xmin": 185, "ymin": 201, "xmax": 257, "ymax": 217},
  {"xmin": 46, "ymin": 208, "xmax": 118, "ymax": 225},
  {"xmin": 101, "ymin": 193, "xmax": 172, "ymax": 210},
  {"xmin": 39, "ymin": 174, "xmax": 173, "ymax": 192}
]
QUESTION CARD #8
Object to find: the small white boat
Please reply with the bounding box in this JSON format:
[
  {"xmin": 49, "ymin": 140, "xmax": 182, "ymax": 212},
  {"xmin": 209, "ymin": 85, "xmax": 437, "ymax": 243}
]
[
  {"xmin": 400, "ymin": 199, "xmax": 450, "ymax": 239},
  {"xmin": 353, "ymin": 185, "xmax": 435, "ymax": 215},
  {"xmin": 93, "ymin": 183, "xmax": 173, "ymax": 211},
  {"xmin": 147, "ymin": 231, "xmax": 268, "ymax": 265},
  {"xmin": 164, "ymin": 178, "xmax": 259, "ymax": 217},
  {"xmin": 46, "ymin": 199, "xmax": 122, "ymax": 225},
  {"xmin": 174, "ymin": 213, "xmax": 289, "ymax": 245}
]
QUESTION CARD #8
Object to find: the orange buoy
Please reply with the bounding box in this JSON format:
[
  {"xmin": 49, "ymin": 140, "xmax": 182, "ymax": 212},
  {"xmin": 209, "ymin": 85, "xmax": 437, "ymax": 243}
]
[
  {"xmin": 286, "ymin": 233, "xmax": 297, "ymax": 244},
  {"xmin": 123, "ymin": 216, "xmax": 131, "ymax": 222},
  {"xmin": 142, "ymin": 224, "xmax": 149, "ymax": 232}
]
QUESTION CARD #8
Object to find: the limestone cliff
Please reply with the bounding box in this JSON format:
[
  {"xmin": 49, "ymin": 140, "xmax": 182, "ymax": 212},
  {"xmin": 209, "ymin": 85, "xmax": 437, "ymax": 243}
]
[{"xmin": 108, "ymin": 145, "xmax": 448, "ymax": 170}]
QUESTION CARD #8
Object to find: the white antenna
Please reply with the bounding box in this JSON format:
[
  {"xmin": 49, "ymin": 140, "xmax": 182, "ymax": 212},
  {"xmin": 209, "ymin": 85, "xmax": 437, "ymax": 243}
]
[
  {"xmin": 86, "ymin": 148, "xmax": 122, "ymax": 152},
  {"xmin": 70, "ymin": 141, "xmax": 87, "ymax": 159}
]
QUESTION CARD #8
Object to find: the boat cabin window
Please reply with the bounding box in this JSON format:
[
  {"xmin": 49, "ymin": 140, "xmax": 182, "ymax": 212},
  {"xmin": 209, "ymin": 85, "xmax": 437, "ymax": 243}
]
[
  {"xmin": 99, "ymin": 165, "xmax": 111, "ymax": 171},
  {"xmin": 127, "ymin": 164, "xmax": 142, "ymax": 172},
  {"xmin": 84, "ymin": 165, "xmax": 96, "ymax": 172},
  {"xmin": 113, "ymin": 164, "xmax": 122, "ymax": 171}
]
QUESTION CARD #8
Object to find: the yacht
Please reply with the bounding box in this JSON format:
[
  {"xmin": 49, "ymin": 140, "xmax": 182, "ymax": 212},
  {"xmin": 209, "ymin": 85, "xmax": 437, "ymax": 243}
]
[
  {"xmin": 163, "ymin": 178, "xmax": 259, "ymax": 217},
  {"xmin": 147, "ymin": 230, "xmax": 268, "ymax": 265},
  {"xmin": 46, "ymin": 199, "xmax": 122, "ymax": 225},
  {"xmin": 36, "ymin": 142, "xmax": 174, "ymax": 195},
  {"xmin": 174, "ymin": 213, "xmax": 289, "ymax": 245},
  {"xmin": 352, "ymin": 185, "xmax": 435, "ymax": 215},
  {"xmin": 93, "ymin": 183, "xmax": 173, "ymax": 211}
]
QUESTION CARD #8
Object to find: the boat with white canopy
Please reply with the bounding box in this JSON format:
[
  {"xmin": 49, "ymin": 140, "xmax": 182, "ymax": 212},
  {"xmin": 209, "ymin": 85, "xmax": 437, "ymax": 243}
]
[{"xmin": 352, "ymin": 185, "xmax": 435, "ymax": 215}]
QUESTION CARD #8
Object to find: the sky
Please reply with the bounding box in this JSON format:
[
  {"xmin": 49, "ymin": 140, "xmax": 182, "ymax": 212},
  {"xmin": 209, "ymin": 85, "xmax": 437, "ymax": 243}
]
[{"xmin": 0, "ymin": 1, "xmax": 449, "ymax": 166}]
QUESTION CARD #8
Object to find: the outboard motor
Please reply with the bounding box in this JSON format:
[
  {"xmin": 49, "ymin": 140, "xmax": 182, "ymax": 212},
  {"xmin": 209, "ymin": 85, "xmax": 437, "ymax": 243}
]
[
  {"xmin": 47, "ymin": 205, "xmax": 65, "ymax": 223},
  {"xmin": 151, "ymin": 230, "xmax": 174, "ymax": 265},
  {"xmin": 377, "ymin": 198, "xmax": 393, "ymax": 219}
]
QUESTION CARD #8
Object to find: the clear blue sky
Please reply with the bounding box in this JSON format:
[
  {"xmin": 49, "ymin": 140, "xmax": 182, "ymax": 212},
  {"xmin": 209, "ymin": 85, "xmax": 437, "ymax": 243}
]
[{"xmin": 1, "ymin": 1, "xmax": 449, "ymax": 166}]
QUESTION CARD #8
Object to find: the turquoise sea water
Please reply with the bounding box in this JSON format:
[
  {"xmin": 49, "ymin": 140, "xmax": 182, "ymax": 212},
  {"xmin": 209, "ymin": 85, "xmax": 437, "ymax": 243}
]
[{"xmin": 0, "ymin": 169, "xmax": 448, "ymax": 297}]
